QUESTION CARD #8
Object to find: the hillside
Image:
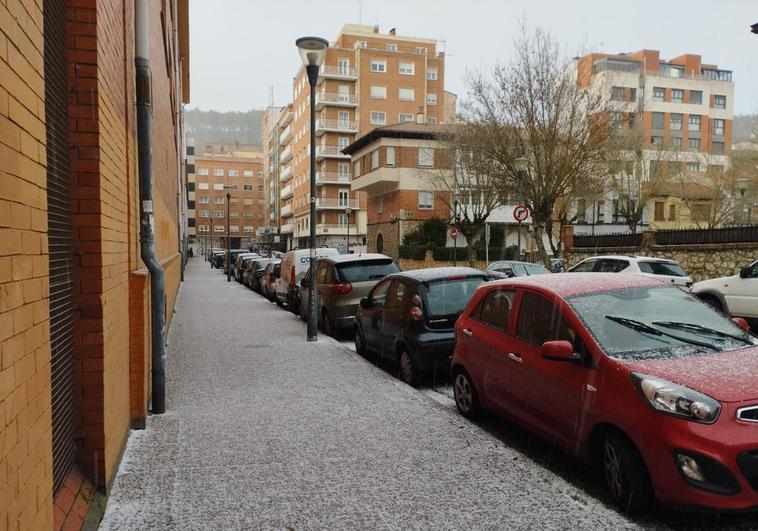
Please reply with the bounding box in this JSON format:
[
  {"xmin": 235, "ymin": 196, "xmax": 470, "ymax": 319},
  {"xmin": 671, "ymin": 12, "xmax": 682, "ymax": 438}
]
[
  {"xmin": 734, "ymin": 114, "xmax": 757, "ymax": 142},
  {"xmin": 184, "ymin": 108, "xmax": 264, "ymax": 151}
]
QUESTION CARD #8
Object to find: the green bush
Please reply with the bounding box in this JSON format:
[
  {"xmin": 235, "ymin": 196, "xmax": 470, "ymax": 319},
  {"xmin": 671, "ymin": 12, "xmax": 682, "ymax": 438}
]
[
  {"xmin": 399, "ymin": 244, "xmax": 428, "ymax": 260},
  {"xmin": 402, "ymin": 218, "xmax": 447, "ymax": 248}
]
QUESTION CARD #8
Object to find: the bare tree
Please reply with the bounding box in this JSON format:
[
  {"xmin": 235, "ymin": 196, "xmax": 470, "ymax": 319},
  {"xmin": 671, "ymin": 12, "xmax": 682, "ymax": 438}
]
[{"xmin": 463, "ymin": 24, "xmax": 613, "ymax": 266}]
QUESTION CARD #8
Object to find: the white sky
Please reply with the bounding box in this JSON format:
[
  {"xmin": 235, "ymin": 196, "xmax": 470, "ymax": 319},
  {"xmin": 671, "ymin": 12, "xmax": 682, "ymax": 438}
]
[{"xmin": 188, "ymin": 0, "xmax": 758, "ymax": 115}]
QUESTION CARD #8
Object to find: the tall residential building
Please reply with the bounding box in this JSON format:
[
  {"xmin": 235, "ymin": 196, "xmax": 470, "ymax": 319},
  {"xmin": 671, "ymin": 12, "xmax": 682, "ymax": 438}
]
[
  {"xmin": 278, "ymin": 24, "xmax": 449, "ymax": 251},
  {"xmin": 194, "ymin": 147, "xmax": 267, "ymax": 249},
  {"xmin": 574, "ymin": 50, "xmax": 734, "ymax": 233},
  {"xmin": 186, "ymin": 138, "xmax": 197, "ymax": 248},
  {"xmin": 262, "ymin": 105, "xmax": 285, "ymax": 249}
]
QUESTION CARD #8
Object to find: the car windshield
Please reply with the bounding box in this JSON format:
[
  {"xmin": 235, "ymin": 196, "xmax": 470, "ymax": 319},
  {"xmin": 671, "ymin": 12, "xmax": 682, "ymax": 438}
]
[
  {"xmin": 421, "ymin": 277, "xmax": 485, "ymax": 318},
  {"xmin": 522, "ymin": 263, "xmax": 550, "ymax": 275},
  {"xmin": 638, "ymin": 261, "xmax": 686, "ymax": 277},
  {"xmin": 567, "ymin": 285, "xmax": 757, "ymax": 360},
  {"xmin": 336, "ymin": 259, "xmax": 399, "ymax": 283}
]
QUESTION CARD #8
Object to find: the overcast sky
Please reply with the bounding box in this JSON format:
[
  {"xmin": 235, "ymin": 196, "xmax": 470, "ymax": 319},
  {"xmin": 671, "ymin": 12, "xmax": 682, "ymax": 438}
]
[{"xmin": 188, "ymin": 0, "xmax": 758, "ymax": 115}]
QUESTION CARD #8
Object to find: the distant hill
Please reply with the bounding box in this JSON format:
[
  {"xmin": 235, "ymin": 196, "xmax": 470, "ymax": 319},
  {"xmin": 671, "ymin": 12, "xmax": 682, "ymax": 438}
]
[
  {"xmin": 734, "ymin": 114, "xmax": 758, "ymax": 143},
  {"xmin": 184, "ymin": 108, "xmax": 264, "ymax": 151}
]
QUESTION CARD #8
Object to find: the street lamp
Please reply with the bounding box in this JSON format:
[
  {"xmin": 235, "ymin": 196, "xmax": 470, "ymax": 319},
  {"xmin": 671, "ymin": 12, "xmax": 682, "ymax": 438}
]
[
  {"xmin": 209, "ymin": 217, "xmax": 214, "ymax": 268},
  {"xmin": 452, "ymin": 199, "xmax": 459, "ymax": 266},
  {"xmin": 224, "ymin": 185, "xmax": 234, "ymax": 282},
  {"xmin": 345, "ymin": 207, "xmax": 351, "ymax": 254},
  {"xmin": 297, "ymin": 36, "xmax": 329, "ymax": 342},
  {"xmin": 514, "ymin": 157, "xmax": 528, "ymax": 259},
  {"xmin": 736, "ymin": 177, "xmax": 750, "ymax": 224}
]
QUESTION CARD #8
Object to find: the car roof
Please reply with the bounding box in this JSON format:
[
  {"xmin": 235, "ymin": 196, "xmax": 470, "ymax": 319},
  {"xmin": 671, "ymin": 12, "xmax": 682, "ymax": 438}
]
[
  {"xmin": 390, "ymin": 266, "xmax": 486, "ymax": 283},
  {"xmin": 487, "ymin": 272, "xmax": 663, "ymax": 297},
  {"xmin": 318, "ymin": 253, "xmax": 393, "ymax": 264},
  {"xmin": 488, "ymin": 260, "xmax": 546, "ymax": 267},
  {"xmin": 577, "ymin": 255, "xmax": 677, "ymax": 263}
]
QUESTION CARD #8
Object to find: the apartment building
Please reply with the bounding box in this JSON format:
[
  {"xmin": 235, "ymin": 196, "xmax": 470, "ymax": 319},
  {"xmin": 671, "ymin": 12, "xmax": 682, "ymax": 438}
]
[
  {"xmin": 262, "ymin": 105, "xmax": 285, "ymax": 250},
  {"xmin": 1, "ymin": 1, "xmax": 189, "ymax": 529},
  {"xmin": 574, "ymin": 50, "xmax": 734, "ymax": 233},
  {"xmin": 194, "ymin": 148, "xmax": 266, "ymax": 249},
  {"xmin": 277, "ymin": 24, "xmax": 452, "ymax": 252},
  {"xmin": 186, "ymin": 138, "xmax": 196, "ymax": 249}
]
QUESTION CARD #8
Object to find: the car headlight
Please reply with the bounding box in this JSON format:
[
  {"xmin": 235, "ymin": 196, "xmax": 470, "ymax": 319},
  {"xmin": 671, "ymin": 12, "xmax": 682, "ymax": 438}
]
[{"xmin": 631, "ymin": 373, "xmax": 720, "ymax": 424}]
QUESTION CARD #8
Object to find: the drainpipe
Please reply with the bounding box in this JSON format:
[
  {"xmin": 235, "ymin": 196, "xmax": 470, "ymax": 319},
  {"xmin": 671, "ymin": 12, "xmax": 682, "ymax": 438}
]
[{"xmin": 136, "ymin": 0, "xmax": 166, "ymax": 414}]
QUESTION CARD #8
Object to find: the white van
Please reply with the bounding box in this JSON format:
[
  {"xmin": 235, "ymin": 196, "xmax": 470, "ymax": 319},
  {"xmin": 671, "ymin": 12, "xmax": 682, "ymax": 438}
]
[{"xmin": 275, "ymin": 247, "xmax": 339, "ymax": 312}]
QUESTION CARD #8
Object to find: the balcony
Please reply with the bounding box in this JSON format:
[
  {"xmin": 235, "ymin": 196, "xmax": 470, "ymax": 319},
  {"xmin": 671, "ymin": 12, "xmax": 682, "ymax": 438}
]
[
  {"xmin": 280, "ymin": 110, "xmax": 293, "ymax": 127},
  {"xmin": 280, "ymin": 223, "xmax": 294, "ymax": 234},
  {"xmin": 317, "ymin": 65, "xmax": 358, "ymax": 84},
  {"xmin": 280, "ymin": 165, "xmax": 293, "ymax": 182},
  {"xmin": 315, "ymin": 144, "xmax": 351, "ymax": 160},
  {"xmin": 316, "ymin": 171, "xmax": 351, "ymax": 186},
  {"xmin": 316, "ymin": 223, "xmax": 358, "ymax": 236},
  {"xmin": 280, "ymin": 203, "xmax": 293, "ymax": 218},
  {"xmin": 315, "ymin": 92, "xmax": 358, "ymax": 111},
  {"xmin": 316, "ymin": 198, "xmax": 360, "ymax": 210},
  {"xmin": 279, "ymin": 124, "xmax": 292, "ymax": 144},
  {"xmin": 315, "ymin": 119, "xmax": 357, "ymax": 136},
  {"xmin": 280, "ymin": 145, "xmax": 293, "ymax": 163},
  {"xmin": 280, "ymin": 184, "xmax": 293, "ymax": 200},
  {"xmin": 269, "ymin": 211, "xmax": 275, "ymax": 221}
]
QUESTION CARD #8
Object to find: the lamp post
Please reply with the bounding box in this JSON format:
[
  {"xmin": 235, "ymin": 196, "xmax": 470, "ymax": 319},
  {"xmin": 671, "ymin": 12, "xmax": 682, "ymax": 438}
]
[
  {"xmin": 514, "ymin": 157, "xmax": 528, "ymax": 259},
  {"xmin": 297, "ymin": 36, "xmax": 329, "ymax": 342},
  {"xmin": 452, "ymin": 200, "xmax": 459, "ymax": 266},
  {"xmin": 209, "ymin": 217, "xmax": 214, "ymax": 267},
  {"xmin": 736, "ymin": 177, "xmax": 750, "ymax": 224},
  {"xmin": 224, "ymin": 185, "xmax": 233, "ymax": 282},
  {"xmin": 345, "ymin": 207, "xmax": 351, "ymax": 254}
]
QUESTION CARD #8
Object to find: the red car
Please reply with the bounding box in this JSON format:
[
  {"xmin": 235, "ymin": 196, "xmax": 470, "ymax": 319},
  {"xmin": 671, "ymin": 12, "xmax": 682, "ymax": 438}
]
[{"xmin": 451, "ymin": 273, "xmax": 758, "ymax": 513}]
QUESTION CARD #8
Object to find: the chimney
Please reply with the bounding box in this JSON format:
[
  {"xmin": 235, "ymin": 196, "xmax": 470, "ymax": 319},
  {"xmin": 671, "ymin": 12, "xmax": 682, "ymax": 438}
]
[
  {"xmin": 373, "ymin": 25, "xmax": 379, "ymax": 34},
  {"xmin": 389, "ymin": 28, "xmax": 396, "ymax": 35}
]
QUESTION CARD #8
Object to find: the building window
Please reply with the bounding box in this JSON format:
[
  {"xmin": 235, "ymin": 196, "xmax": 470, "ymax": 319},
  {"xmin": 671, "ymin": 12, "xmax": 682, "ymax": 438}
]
[
  {"xmin": 199, "ymin": 196, "xmax": 209, "ymax": 204},
  {"xmin": 213, "ymin": 168, "xmax": 224, "ymax": 176},
  {"xmin": 654, "ymin": 202, "xmax": 665, "ymax": 221},
  {"xmin": 399, "ymin": 88, "xmax": 414, "ymax": 101},
  {"xmin": 370, "ymin": 111, "xmax": 386, "ymax": 125},
  {"xmin": 670, "ymin": 113, "xmax": 682, "ymax": 131},
  {"xmin": 712, "ymin": 119, "xmax": 725, "ymax": 136},
  {"xmin": 354, "ymin": 160, "xmax": 361, "ymax": 178},
  {"xmin": 671, "ymin": 89, "xmax": 684, "ymax": 103},
  {"xmin": 628, "ymin": 113, "xmax": 636, "ymax": 129},
  {"xmin": 244, "ymin": 226, "xmax": 254, "ymax": 233},
  {"xmin": 708, "ymin": 164, "xmax": 724, "ymax": 174},
  {"xmin": 198, "ymin": 168, "xmax": 209, "ymax": 176},
  {"xmin": 399, "ymin": 113, "xmax": 414, "ymax": 123},
  {"xmin": 576, "ymin": 199, "xmax": 586, "ymax": 223},
  {"xmin": 399, "ymin": 62, "xmax": 414, "ymax": 75},
  {"xmin": 231, "ymin": 184, "xmax": 239, "ymax": 191},
  {"xmin": 213, "ymin": 210, "xmax": 225, "ymax": 218},
  {"xmin": 629, "ymin": 88, "xmax": 637, "ymax": 101},
  {"xmin": 243, "ymin": 184, "xmax": 253, "ymax": 191},
  {"xmin": 228, "ymin": 169, "xmax": 239, "ymax": 177},
  {"xmin": 213, "ymin": 196, "xmax": 225, "ymax": 204},
  {"xmin": 338, "ymin": 137, "xmax": 349, "ymax": 151},
  {"xmin": 257, "ymin": 171, "xmax": 264, "ymax": 178},
  {"xmin": 370, "ymin": 85, "xmax": 386, "ymax": 99},
  {"xmin": 338, "ymin": 163, "xmax": 350, "ymax": 177},
  {"xmin": 386, "ymin": 146, "xmax": 395, "ymax": 166},
  {"xmin": 688, "ymin": 115, "xmax": 701, "ymax": 132},
  {"xmin": 426, "ymin": 93, "xmax": 437, "ymax": 106},
  {"xmin": 688, "ymin": 137, "xmax": 700, "ymax": 151},
  {"xmin": 689, "ymin": 90, "xmax": 703, "ymax": 105},
  {"xmin": 258, "ymin": 185, "xmax": 264, "ymax": 191},
  {"xmin": 356, "ymin": 41, "xmax": 367, "ymax": 49},
  {"xmin": 427, "ymin": 67, "xmax": 438, "ymax": 80},
  {"xmin": 651, "ymin": 112, "xmax": 664, "ymax": 130},
  {"xmin": 243, "ymin": 170, "xmax": 253, "ymax": 177},
  {"xmin": 418, "ymin": 147, "xmax": 434, "ymax": 167},
  {"xmin": 652, "ymin": 87, "xmax": 665, "ymax": 102},
  {"xmin": 199, "ymin": 210, "xmax": 209, "ymax": 218},
  {"xmin": 651, "ymin": 136, "xmax": 663, "ymax": 147},
  {"xmin": 671, "ymin": 137, "xmax": 682, "ymax": 149},
  {"xmin": 230, "ymin": 211, "xmax": 239, "ymax": 217},
  {"xmin": 712, "ymin": 141, "xmax": 724, "ymax": 155},
  {"xmin": 338, "ymin": 189, "xmax": 349, "ymax": 207},
  {"xmin": 418, "ymin": 191, "xmax": 434, "ymax": 209},
  {"xmin": 668, "ymin": 204, "xmax": 676, "ymax": 221},
  {"xmin": 611, "ymin": 111, "xmax": 623, "ymax": 131},
  {"xmin": 611, "ymin": 86, "xmax": 624, "ymax": 101},
  {"xmin": 198, "ymin": 182, "xmax": 209, "ymax": 190},
  {"xmin": 713, "ymin": 95, "xmax": 726, "ymax": 109},
  {"xmin": 213, "ymin": 183, "xmax": 224, "ymax": 190},
  {"xmin": 376, "ymin": 233, "xmax": 384, "ymax": 253},
  {"xmin": 337, "ymin": 213, "xmax": 348, "ymax": 227},
  {"xmin": 426, "ymin": 117, "xmax": 437, "ymax": 124},
  {"xmin": 377, "ymin": 196, "xmax": 384, "ymax": 213},
  {"xmin": 414, "ymin": 46, "xmax": 427, "ymax": 54},
  {"xmin": 687, "ymin": 162, "xmax": 700, "ymax": 172},
  {"xmin": 596, "ymin": 201, "xmax": 605, "ymax": 223},
  {"xmin": 386, "ymin": 43, "xmax": 397, "ymax": 52},
  {"xmin": 370, "ymin": 59, "xmax": 386, "ymax": 73},
  {"xmin": 229, "ymin": 225, "xmax": 239, "ymax": 233},
  {"xmin": 371, "ymin": 150, "xmax": 380, "ymax": 169}
]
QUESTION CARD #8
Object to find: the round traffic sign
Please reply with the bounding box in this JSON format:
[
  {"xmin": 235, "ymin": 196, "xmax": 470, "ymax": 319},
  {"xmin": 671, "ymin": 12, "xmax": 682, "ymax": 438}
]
[
  {"xmin": 450, "ymin": 227, "xmax": 458, "ymax": 240},
  {"xmin": 513, "ymin": 205, "xmax": 529, "ymax": 222}
]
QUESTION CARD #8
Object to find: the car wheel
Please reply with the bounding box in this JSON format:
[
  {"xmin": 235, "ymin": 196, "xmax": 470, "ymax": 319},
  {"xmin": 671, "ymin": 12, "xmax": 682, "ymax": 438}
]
[
  {"xmin": 275, "ymin": 296, "xmax": 283, "ymax": 307},
  {"xmin": 398, "ymin": 349, "xmax": 419, "ymax": 387},
  {"xmin": 354, "ymin": 325, "xmax": 366, "ymax": 355},
  {"xmin": 699, "ymin": 294, "xmax": 724, "ymax": 313},
  {"xmin": 321, "ymin": 309, "xmax": 335, "ymax": 337},
  {"xmin": 453, "ymin": 369, "xmax": 480, "ymax": 419},
  {"xmin": 601, "ymin": 431, "xmax": 654, "ymax": 514}
]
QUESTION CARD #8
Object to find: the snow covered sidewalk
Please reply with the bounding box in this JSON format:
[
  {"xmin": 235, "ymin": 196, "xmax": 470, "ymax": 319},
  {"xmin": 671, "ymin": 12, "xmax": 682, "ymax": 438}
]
[{"xmin": 100, "ymin": 258, "xmax": 643, "ymax": 530}]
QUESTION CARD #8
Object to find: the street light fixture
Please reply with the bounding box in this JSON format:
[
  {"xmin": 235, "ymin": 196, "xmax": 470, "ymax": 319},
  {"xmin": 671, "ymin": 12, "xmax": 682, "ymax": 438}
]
[
  {"xmin": 514, "ymin": 157, "xmax": 528, "ymax": 259},
  {"xmin": 209, "ymin": 217, "xmax": 214, "ymax": 268},
  {"xmin": 296, "ymin": 35, "xmax": 329, "ymax": 342},
  {"xmin": 224, "ymin": 185, "xmax": 234, "ymax": 282},
  {"xmin": 736, "ymin": 177, "xmax": 750, "ymax": 224}
]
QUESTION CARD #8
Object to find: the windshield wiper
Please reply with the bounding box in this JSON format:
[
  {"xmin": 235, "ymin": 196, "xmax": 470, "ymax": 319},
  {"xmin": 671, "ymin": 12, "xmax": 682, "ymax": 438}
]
[
  {"xmin": 605, "ymin": 315, "xmax": 719, "ymax": 350},
  {"xmin": 652, "ymin": 321, "xmax": 753, "ymax": 345}
]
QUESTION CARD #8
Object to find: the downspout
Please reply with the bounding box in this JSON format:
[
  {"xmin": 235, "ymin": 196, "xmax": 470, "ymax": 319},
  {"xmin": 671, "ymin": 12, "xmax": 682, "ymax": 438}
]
[{"xmin": 136, "ymin": 0, "xmax": 166, "ymax": 414}]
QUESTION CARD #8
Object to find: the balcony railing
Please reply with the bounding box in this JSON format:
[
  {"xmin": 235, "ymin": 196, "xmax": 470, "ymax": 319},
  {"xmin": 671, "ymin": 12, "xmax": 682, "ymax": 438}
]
[
  {"xmin": 280, "ymin": 184, "xmax": 293, "ymax": 200},
  {"xmin": 280, "ymin": 164, "xmax": 293, "ymax": 181},
  {"xmin": 315, "ymin": 92, "xmax": 358, "ymax": 110},
  {"xmin": 316, "ymin": 223, "xmax": 358, "ymax": 235},
  {"xmin": 280, "ymin": 124, "xmax": 292, "ymax": 144},
  {"xmin": 316, "ymin": 171, "xmax": 351, "ymax": 185},
  {"xmin": 315, "ymin": 145, "xmax": 351, "ymax": 160},
  {"xmin": 280, "ymin": 204, "xmax": 293, "ymax": 218},
  {"xmin": 317, "ymin": 65, "xmax": 358, "ymax": 83},
  {"xmin": 280, "ymin": 110, "xmax": 293, "ymax": 127},
  {"xmin": 316, "ymin": 198, "xmax": 360, "ymax": 210},
  {"xmin": 315, "ymin": 119, "xmax": 357, "ymax": 135},
  {"xmin": 280, "ymin": 145, "xmax": 293, "ymax": 163},
  {"xmin": 280, "ymin": 223, "xmax": 294, "ymax": 234}
]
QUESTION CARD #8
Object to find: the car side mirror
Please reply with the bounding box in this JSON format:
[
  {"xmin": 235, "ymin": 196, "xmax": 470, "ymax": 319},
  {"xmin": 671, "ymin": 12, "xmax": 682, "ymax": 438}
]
[
  {"xmin": 541, "ymin": 340, "xmax": 580, "ymax": 362},
  {"xmin": 732, "ymin": 317, "xmax": 750, "ymax": 332},
  {"xmin": 739, "ymin": 266, "xmax": 750, "ymax": 279},
  {"xmin": 359, "ymin": 297, "xmax": 370, "ymax": 309}
]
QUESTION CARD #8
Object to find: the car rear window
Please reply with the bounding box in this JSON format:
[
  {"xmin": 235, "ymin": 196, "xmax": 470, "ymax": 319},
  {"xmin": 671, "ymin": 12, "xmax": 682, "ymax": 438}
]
[
  {"xmin": 336, "ymin": 259, "xmax": 399, "ymax": 283},
  {"xmin": 421, "ymin": 277, "xmax": 485, "ymax": 318},
  {"xmin": 638, "ymin": 261, "xmax": 686, "ymax": 277}
]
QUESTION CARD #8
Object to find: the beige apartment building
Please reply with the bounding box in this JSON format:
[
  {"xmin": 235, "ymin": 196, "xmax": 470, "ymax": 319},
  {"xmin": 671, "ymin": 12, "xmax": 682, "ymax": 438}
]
[
  {"xmin": 194, "ymin": 148, "xmax": 267, "ymax": 249},
  {"xmin": 275, "ymin": 24, "xmax": 455, "ymax": 251}
]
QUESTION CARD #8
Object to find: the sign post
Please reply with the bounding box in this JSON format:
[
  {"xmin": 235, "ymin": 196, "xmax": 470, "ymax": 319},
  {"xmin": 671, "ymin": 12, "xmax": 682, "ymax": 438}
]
[
  {"xmin": 450, "ymin": 227, "xmax": 458, "ymax": 266},
  {"xmin": 513, "ymin": 205, "xmax": 529, "ymax": 259}
]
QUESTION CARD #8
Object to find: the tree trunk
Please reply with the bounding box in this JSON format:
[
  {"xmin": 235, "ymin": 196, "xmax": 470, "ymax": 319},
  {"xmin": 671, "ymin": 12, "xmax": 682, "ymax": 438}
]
[
  {"xmin": 532, "ymin": 222, "xmax": 551, "ymax": 268},
  {"xmin": 461, "ymin": 227, "xmax": 482, "ymax": 268}
]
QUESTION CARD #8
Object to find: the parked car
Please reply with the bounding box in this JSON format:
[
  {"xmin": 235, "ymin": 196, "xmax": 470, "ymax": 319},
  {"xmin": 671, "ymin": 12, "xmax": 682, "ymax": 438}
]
[
  {"xmin": 233, "ymin": 252, "xmax": 260, "ymax": 282},
  {"xmin": 691, "ymin": 259, "xmax": 758, "ymax": 326},
  {"xmin": 451, "ymin": 273, "xmax": 758, "ymax": 513},
  {"xmin": 246, "ymin": 258, "xmax": 276, "ymax": 292},
  {"xmin": 276, "ymin": 248, "xmax": 339, "ymax": 312},
  {"xmin": 238, "ymin": 257, "xmax": 259, "ymax": 286},
  {"xmin": 568, "ymin": 255, "xmax": 693, "ymax": 286},
  {"xmin": 261, "ymin": 261, "xmax": 281, "ymax": 301},
  {"xmin": 299, "ymin": 254, "xmax": 399, "ymax": 336},
  {"xmin": 354, "ymin": 267, "xmax": 488, "ymax": 386},
  {"xmin": 211, "ymin": 251, "xmax": 226, "ymax": 269},
  {"xmin": 486, "ymin": 260, "xmax": 551, "ymax": 279}
]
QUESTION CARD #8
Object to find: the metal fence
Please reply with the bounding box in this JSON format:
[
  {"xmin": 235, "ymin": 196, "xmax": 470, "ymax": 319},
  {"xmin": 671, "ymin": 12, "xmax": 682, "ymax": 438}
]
[
  {"xmin": 654, "ymin": 225, "xmax": 758, "ymax": 246},
  {"xmin": 572, "ymin": 232, "xmax": 643, "ymax": 248}
]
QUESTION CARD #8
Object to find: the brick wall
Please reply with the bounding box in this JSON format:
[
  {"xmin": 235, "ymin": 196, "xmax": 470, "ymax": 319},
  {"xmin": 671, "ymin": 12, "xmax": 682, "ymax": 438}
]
[{"xmin": 0, "ymin": 0, "xmax": 55, "ymax": 529}]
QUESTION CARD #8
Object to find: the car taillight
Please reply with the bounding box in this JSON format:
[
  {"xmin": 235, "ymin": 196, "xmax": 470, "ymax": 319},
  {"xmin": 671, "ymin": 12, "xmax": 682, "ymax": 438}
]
[
  {"xmin": 410, "ymin": 306, "xmax": 423, "ymax": 321},
  {"xmin": 329, "ymin": 283, "xmax": 352, "ymax": 295}
]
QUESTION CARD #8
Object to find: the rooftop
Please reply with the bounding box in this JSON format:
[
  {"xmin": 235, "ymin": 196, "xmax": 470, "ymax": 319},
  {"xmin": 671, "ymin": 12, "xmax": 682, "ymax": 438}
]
[{"xmin": 342, "ymin": 122, "xmax": 459, "ymax": 155}]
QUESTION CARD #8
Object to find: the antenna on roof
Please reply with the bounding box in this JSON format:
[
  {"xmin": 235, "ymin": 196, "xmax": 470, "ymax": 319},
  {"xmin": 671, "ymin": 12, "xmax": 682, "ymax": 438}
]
[{"xmin": 268, "ymin": 85, "xmax": 274, "ymax": 107}]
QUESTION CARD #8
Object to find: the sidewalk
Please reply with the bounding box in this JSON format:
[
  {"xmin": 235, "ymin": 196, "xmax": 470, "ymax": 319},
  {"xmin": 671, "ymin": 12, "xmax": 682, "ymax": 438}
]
[{"xmin": 100, "ymin": 258, "xmax": 642, "ymax": 530}]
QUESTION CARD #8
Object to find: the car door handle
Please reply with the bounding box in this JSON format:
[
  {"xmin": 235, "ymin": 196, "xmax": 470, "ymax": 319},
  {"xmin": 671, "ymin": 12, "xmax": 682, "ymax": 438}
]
[
  {"xmin": 462, "ymin": 328, "xmax": 473, "ymax": 337},
  {"xmin": 507, "ymin": 353, "xmax": 523, "ymax": 363}
]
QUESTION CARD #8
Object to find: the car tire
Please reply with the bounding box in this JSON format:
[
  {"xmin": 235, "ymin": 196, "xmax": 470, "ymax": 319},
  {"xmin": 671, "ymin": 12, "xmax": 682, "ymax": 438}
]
[
  {"xmin": 275, "ymin": 297, "xmax": 283, "ymax": 307},
  {"xmin": 699, "ymin": 294, "xmax": 724, "ymax": 313},
  {"xmin": 398, "ymin": 349, "xmax": 420, "ymax": 387},
  {"xmin": 452, "ymin": 368, "xmax": 480, "ymax": 419},
  {"xmin": 354, "ymin": 325, "xmax": 366, "ymax": 355},
  {"xmin": 601, "ymin": 430, "xmax": 654, "ymax": 514},
  {"xmin": 321, "ymin": 309, "xmax": 335, "ymax": 337}
]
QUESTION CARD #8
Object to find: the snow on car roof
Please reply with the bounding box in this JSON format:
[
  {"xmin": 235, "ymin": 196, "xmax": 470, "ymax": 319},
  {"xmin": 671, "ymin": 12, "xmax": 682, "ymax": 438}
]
[
  {"xmin": 488, "ymin": 272, "xmax": 663, "ymax": 297},
  {"xmin": 392, "ymin": 267, "xmax": 487, "ymax": 282}
]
